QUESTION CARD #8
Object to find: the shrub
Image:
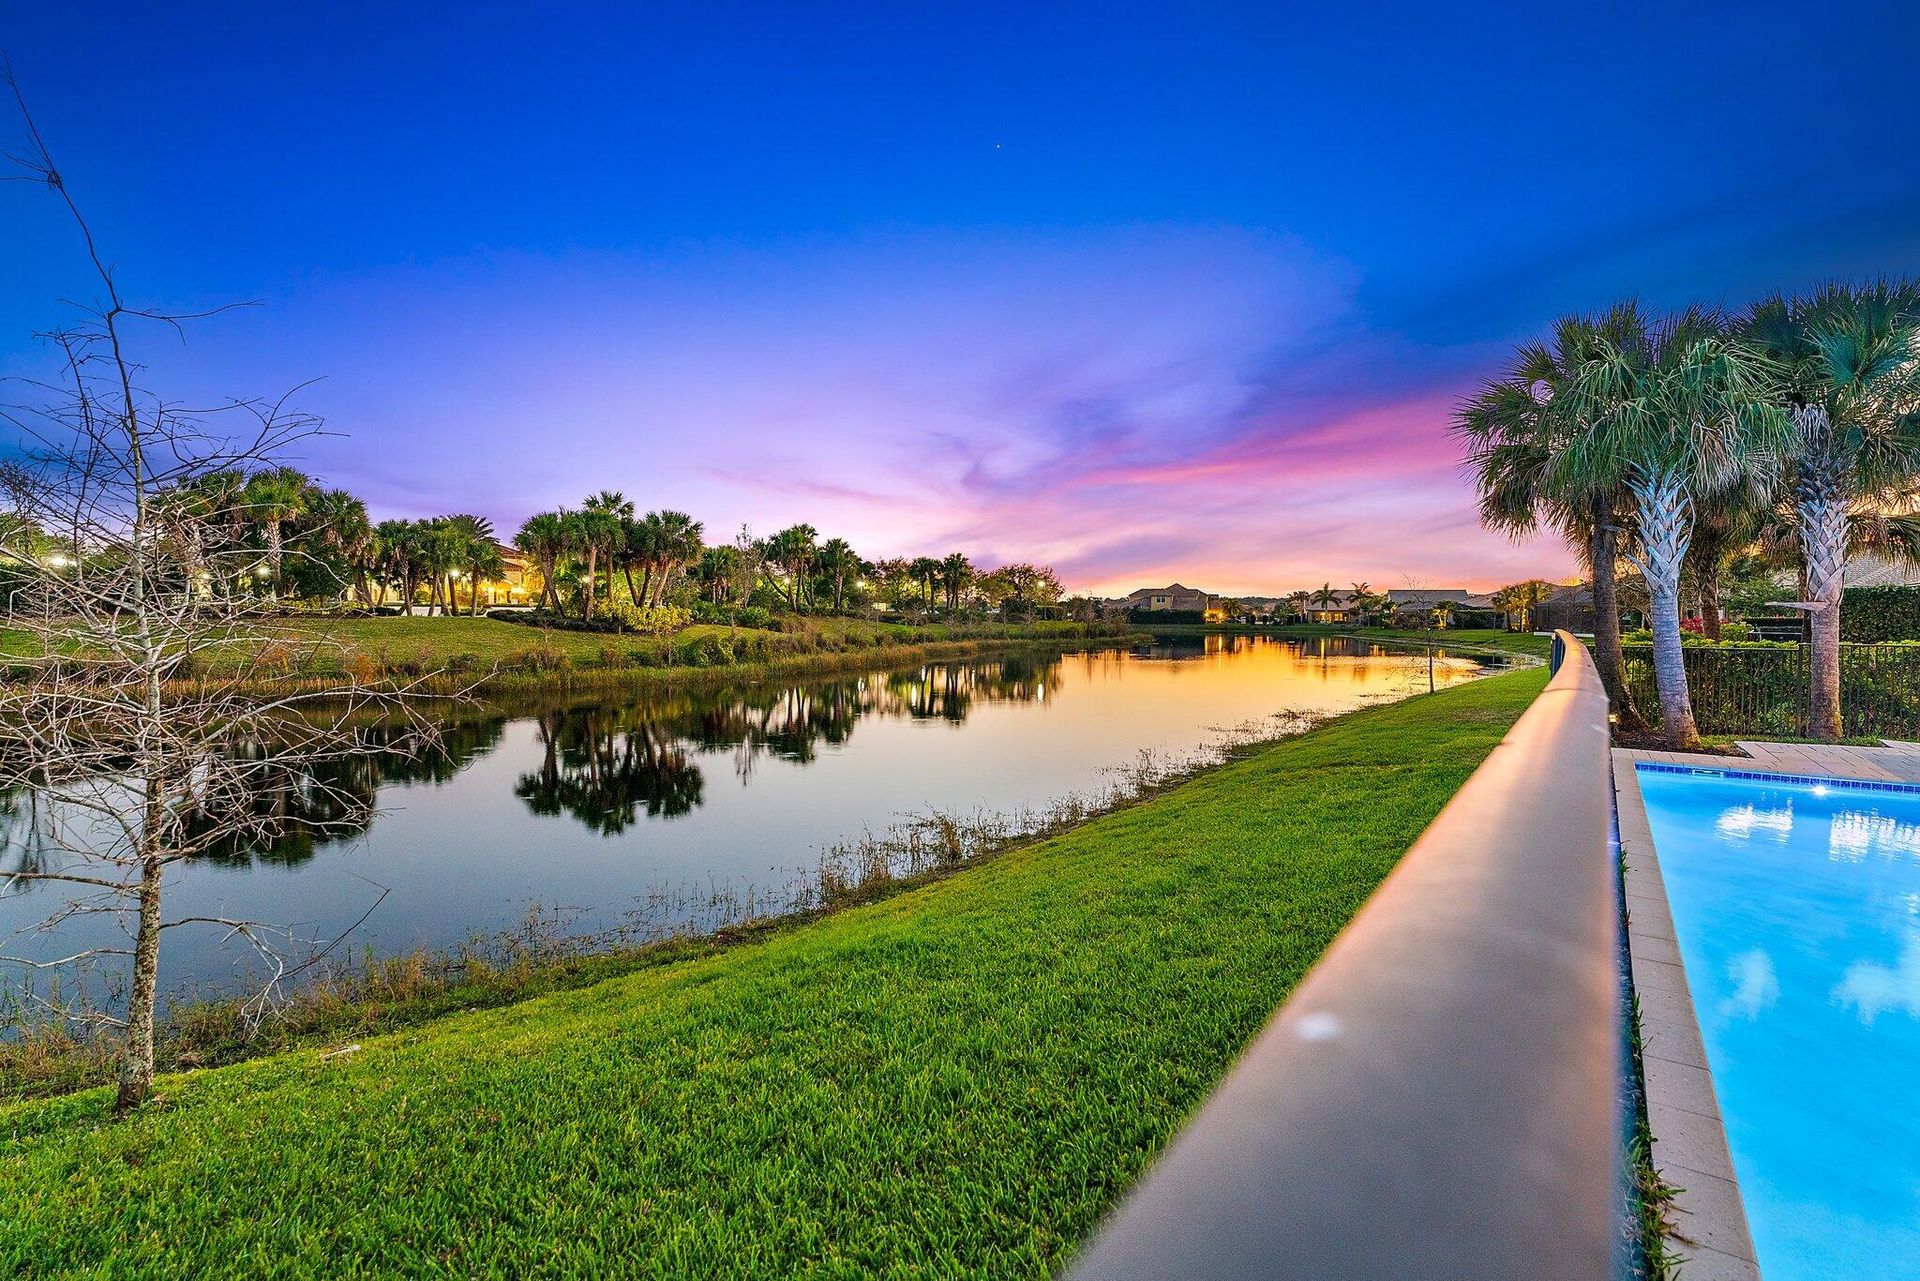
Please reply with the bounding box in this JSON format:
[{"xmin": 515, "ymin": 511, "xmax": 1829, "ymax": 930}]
[
  {"xmin": 601, "ymin": 601, "xmax": 691, "ymax": 636},
  {"xmin": 1840, "ymin": 585, "xmax": 1920, "ymax": 642}
]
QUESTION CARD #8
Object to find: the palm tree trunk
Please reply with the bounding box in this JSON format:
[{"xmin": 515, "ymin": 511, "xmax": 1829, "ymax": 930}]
[
  {"xmin": 1796, "ymin": 420, "xmax": 1848, "ymax": 740},
  {"xmin": 1631, "ymin": 469, "xmax": 1699, "ymax": 748},
  {"xmin": 1698, "ymin": 557, "xmax": 1723, "ymax": 641},
  {"xmin": 583, "ymin": 547, "xmax": 598, "ymax": 622}
]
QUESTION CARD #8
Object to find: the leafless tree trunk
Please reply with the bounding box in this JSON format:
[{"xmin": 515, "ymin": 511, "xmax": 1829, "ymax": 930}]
[{"xmin": 0, "ymin": 62, "xmax": 437, "ymax": 1109}]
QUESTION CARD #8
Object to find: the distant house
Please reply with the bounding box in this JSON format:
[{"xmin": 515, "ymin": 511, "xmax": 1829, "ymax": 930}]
[
  {"xmin": 1385, "ymin": 587, "xmax": 1497, "ymax": 613},
  {"xmin": 1843, "ymin": 553, "xmax": 1920, "ymax": 589},
  {"xmin": 1116, "ymin": 583, "xmax": 1225, "ymax": 621},
  {"xmin": 1300, "ymin": 591, "xmax": 1359, "ymax": 625}
]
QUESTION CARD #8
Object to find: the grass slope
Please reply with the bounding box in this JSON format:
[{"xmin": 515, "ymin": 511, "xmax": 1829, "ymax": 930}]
[{"xmin": 1, "ymin": 668, "xmax": 1546, "ymax": 1279}]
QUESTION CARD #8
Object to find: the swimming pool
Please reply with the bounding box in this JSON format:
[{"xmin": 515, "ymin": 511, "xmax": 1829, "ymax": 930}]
[{"xmin": 1636, "ymin": 765, "xmax": 1920, "ymax": 1280}]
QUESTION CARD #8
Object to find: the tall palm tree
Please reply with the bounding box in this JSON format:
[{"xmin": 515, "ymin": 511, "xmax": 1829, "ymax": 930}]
[
  {"xmin": 153, "ymin": 469, "xmax": 243, "ymax": 601},
  {"xmin": 514, "ymin": 512, "xmax": 569, "ymax": 612},
  {"xmin": 1455, "ymin": 310, "xmax": 1646, "ymax": 727},
  {"xmin": 443, "ymin": 514, "xmax": 498, "ymax": 614},
  {"xmin": 909, "ymin": 556, "xmax": 940, "ymax": 611},
  {"xmin": 618, "ymin": 512, "xmax": 658, "ymax": 606},
  {"xmin": 819, "ymin": 538, "xmax": 862, "ymax": 613},
  {"xmin": 417, "ymin": 518, "xmax": 461, "ymax": 616},
  {"xmin": 306, "ymin": 487, "xmax": 374, "ymax": 604},
  {"xmin": 570, "ymin": 491, "xmax": 631, "ymax": 622},
  {"xmin": 768, "ymin": 525, "xmax": 820, "ymax": 611},
  {"xmin": 242, "ymin": 466, "xmax": 312, "ymax": 594},
  {"xmin": 940, "ymin": 552, "xmax": 974, "ymax": 612},
  {"xmin": 1740, "ymin": 281, "xmax": 1920, "ymax": 739},
  {"xmin": 1556, "ymin": 304, "xmax": 1785, "ymax": 747},
  {"xmin": 648, "ymin": 510, "xmax": 705, "ymax": 606},
  {"xmin": 374, "ymin": 519, "xmax": 420, "ymax": 609},
  {"xmin": 1286, "ymin": 589, "xmax": 1311, "ymax": 619},
  {"xmin": 1311, "ymin": 582, "xmax": 1337, "ymax": 611}
]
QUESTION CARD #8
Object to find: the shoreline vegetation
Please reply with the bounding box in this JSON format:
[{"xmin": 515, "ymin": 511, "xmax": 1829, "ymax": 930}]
[
  {"xmin": 0, "ymin": 667, "xmax": 1543, "ymax": 1276},
  {"xmin": 0, "ymin": 615, "xmax": 1143, "ymax": 700}
]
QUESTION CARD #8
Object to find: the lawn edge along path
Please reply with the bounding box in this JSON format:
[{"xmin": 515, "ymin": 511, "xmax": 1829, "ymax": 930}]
[{"xmin": 1, "ymin": 666, "xmax": 1547, "ymax": 1280}]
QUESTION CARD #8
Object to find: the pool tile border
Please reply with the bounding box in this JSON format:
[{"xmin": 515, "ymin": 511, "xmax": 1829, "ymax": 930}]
[
  {"xmin": 1613, "ymin": 750, "xmax": 1762, "ymax": 1281},
  {"xmin": 1635, "ymin": 760, "xmax": 1920, "ymax": 795}
]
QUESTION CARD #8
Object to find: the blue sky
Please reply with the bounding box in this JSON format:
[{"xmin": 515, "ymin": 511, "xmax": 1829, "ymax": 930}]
[{"xmin": 5, "ymin": 2, "xmax": 1918, "ymax": 592}]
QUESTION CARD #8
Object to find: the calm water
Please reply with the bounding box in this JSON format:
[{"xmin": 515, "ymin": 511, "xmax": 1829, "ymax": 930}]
[
  {"xmin": 1, "ymin": 635, "xmax": 1497, "ymax": 1004},
  {"xmin": 1638, "ymin": 766, "xmax": 1920, "ymax": 1280}
]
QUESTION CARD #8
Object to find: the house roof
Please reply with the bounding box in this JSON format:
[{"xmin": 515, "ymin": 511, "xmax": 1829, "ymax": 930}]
[
  {"xmin": 1844, "ymin": 553, "xmax": 1920, "ymax": 589},
  {"xmin": 1387, "ymin": 588, "xmax": 1496, "ymax": 608}
]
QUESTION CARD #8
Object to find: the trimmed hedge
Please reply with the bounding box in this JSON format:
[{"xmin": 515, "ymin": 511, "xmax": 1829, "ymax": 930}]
[
  {"xmin": 1129, "ymin": 609, "xmax": 1207, "ymax": 624},
  {"xmin": 1839, "ymin": 585, "xmax": 1920, "ymax": 643}
]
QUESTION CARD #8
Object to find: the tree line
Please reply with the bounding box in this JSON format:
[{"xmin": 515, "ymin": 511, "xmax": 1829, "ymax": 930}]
[
  {"xmin": 511, "ymin": 498, "xmax": 1069, "ymax": 625},
  {"xmin": 1456, "ymin": 283, "xmax": 1920, "ymax": 747},
  {"xmin": 31, "ymin": 468, "xmax": 1076, "ymax": 626}
]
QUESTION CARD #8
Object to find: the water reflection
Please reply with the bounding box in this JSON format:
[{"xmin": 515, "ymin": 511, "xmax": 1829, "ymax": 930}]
[
  {"xmin": 0, "ymin": 636, "xmax": 1496, "ymax": 1001},
  {"xmin": 518, "ymin": 711, "xmax": 704, "ymax": 832}
]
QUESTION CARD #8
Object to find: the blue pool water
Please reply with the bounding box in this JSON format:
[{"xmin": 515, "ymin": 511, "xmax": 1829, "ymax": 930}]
[{"xmin": 1637, "ymin": 766, "xmax": 1920, "ymax": 1279}]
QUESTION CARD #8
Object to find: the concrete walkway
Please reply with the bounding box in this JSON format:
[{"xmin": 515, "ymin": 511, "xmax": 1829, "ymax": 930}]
[{"xmin": 1631, "ymin": 739, "xmax": 1920, "ymax": 783}]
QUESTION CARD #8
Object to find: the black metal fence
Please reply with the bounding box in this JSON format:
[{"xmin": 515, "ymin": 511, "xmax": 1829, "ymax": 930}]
[{"xmin": 1621, "ymin": 642, "xmax": 1920, "ymax": 739}]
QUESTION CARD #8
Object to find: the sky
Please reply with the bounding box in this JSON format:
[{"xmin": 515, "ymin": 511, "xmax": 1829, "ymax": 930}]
[{"xmin": 4, "ymin": 3, "xmax": 1920, "ymax": 596}]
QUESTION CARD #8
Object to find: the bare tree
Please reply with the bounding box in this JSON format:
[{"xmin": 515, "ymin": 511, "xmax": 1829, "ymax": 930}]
[{"xmin": 0, "ymin": 60, "xmax": 434, "ymax": 1109}]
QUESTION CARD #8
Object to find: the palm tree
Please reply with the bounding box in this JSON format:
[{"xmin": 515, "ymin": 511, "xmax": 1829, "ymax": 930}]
[
  {"xmin": 514, "ymin": 512, "xmax": 568, "ymax": 612},
  {"xmin": 647, "ymin": 510, "xmax": 705, "ymax": 606},
  {"xmin": 1348, "ymin": 581, "xmax": 1374, "ymax": 624},
  {"xmin": 693, "ymin": 544, "xmax": 740, "ymax": 606},
  {"xmin": 617, "ymin": 512, "xmax": 658, "ymax": 606},
  {"xmin": 941, "ymin": 552, "xmax": 974, "ymax": 612},
  {"xmin": 373, "ymin": 519, "xmax": 420, "ymax": 609},
  {"xmin": 416, "ymin": 518, "xmax": 460, "ymax": 615},
  {"xmin": 1740, "ymin": 282, "xmax": 1920, "ymax": 739},
  {"xmin": 443, "ymin": 514, "xmax": 498, "ymax": 614},
  {"xmin": 1286, "ymin": 589, "xmax": 1311, "ymax": 620},
  {"xmin": 153, "ymin": 469, "xmax": 243, "ymax": 601},
  {"xmin": 819, "ymin": 538, "xmax": 862, "ymax": 613},
  {"xmin": 909, "ymin": 556, "xmax": 940, "ymax": 611},
  {"xmin": 1311, "ymin": 582, "xmax": 1338, "ymax": 612},
  {"xmin": 767, "ymin": 525, "xmax": 820, "ymax": 611},
  {"xmin": 1556, "ymin": 304, "xmax": 1785, "ymax": 747},
  {"xmin": 306, "ymin": 487, "xmax": 374, "ymax": 604},
  {"xmin": 1455, "ymin": 310, "xmax": 1648, "ymax": 728},
  {"xmin": 569, "ymin": 491, "xmax": 631, "ymax": 622},
  {"xmin": 242, "ymin": 466, "xmax": 312, "ymax": 594}
]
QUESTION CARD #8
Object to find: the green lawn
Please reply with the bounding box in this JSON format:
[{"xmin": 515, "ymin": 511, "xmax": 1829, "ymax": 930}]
[{"xmin": 0, "ymin": 668, "xmax": 1546, "ymax": 1278}]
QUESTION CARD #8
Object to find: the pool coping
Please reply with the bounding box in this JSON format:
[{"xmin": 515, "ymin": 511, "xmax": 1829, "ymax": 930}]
[{"xmin": 1612, "ymin": 750, "xmax": 1763, "ymax": 1280}]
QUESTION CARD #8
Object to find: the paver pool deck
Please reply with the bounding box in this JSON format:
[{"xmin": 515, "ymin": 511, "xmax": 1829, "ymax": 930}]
[{"xmin": 1613, "ymin": 739, "xmax": 1920, "ymax": 1280}]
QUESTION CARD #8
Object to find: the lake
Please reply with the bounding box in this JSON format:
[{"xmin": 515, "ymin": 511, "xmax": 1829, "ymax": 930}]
[{"xmin": 0, "ymin": 634, "xmax": 1505, "ymax": 1005}]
